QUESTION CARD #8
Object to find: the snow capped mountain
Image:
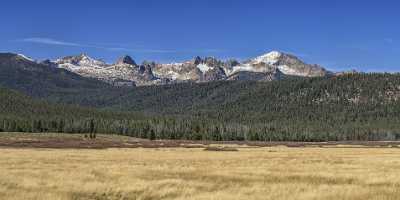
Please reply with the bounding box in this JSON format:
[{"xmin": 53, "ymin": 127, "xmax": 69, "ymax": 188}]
[
  {"xmin": 54, "ymin": 54, "xmax": 160, "ymax": 86},
  {"xmin": 252, "ymin": 51, "xmax": 282, "ymax": 65},
  {"xmin": 56, "ymin": 53, "xmax": 108, "ymax": 68},
  {"xmin": 42, "ymin": 51, "xmax": 330, "ymax": 87},
  {"xmin": 153, "ymin": 56, "xmax": 227, "ymax": 82},
  {"xmin": 237, "ymin": 51, "xmax": 328, "ymax": 77}
]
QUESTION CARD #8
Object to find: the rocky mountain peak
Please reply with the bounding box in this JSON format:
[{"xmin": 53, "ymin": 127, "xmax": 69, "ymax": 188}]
[
  {"xmin": 79, "ymin": 53, "xmax": 89, "ymax": 58},
  {"xmin": 192, "ymin": 56, "xmax": 203, "ymax": 65},
  {"xmin": 139, "ymin": 61, "xmax": 156, "ymax": 80},
  {"xmin": 189, "ymin": 56, "xmax": 221, "ymax": 67},
  {"xmin": 56, "ymin": 53, "xmax": 107, "ymax": 67},
  {"xmin": 247, "ymin": 51, "xmax": 328, "ymax": 77},
  {"xmin": 252, "ymin": 51, "xmax": 283, "ymax": 65},
  {"xmin": 225, "ymin": 59, "xmax": 240, "ymax": 67},
  {"xmin": 204, "ymin": 57, "xmax": 220, "ymax": 67},
  {"xmin": 116, "ymin": 55, "xmax": 136, "ymax": 66},
  {"xmin": 75, "ymin": 53, "xmax": 94, "ymax": 62}
]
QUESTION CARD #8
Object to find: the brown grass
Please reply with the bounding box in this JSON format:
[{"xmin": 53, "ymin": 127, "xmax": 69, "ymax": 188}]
[{"xmin": 1, "ymin": 145, "xmax": 400, "ymax": 200}]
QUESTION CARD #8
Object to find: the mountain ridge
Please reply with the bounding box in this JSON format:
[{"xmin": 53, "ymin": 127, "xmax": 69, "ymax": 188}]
[
  {"xmin": 33, "ymin": 51, "xmax": 331, "ymax": 86},
  {"xmin": 0, "ymin": 53, "xmax": 110, "ymax": 97}
]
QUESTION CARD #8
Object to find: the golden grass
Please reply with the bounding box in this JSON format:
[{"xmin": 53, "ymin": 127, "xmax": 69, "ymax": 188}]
[{"xmin": 0, "ymin": 147, "xmax": 400, "ymax": 200}]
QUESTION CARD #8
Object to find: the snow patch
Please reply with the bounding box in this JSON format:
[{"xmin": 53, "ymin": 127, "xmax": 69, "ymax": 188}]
[
  {"xmin": 163, "ymin": 62, "xmax": 183, "ymax": 67},
  {"xmin": 253, "ymin": 51, "xmax": 282, "ymax": 65},
  {"xmin": 197, "ymin": 63, "xmax": 212, "ymax": 73},
  {"xmin": 229, "ymin": 64, "xmax": 270, "ymax": 75},
  {"xmin": 58, "ymin": 63, "xmax": 82, "ymax": 71},
  {"xmin": 79, "ymin": 56, "xmax": 107, "ymax": 67},
  {"xmin": 17, "ymin": 54, "xmax": 34, "ymax": 62},
  {"xmin": 277, "ymin": 65, "xmax": 300, "ymax": 76},
  {"xmin": 167, "ymin": 70, "xmax": 180, "ymax": 80}
]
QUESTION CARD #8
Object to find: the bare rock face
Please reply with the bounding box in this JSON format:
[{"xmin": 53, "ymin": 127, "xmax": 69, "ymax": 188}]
[
  {"xmin": 139, "ymin": 61, "xmax": 157, "ymax": 80},
  {"xmin": 192, "ymin": 56, "xmax": 202, "ymax": 65},
  {"xmin": 203, "ymin": 66, "xmax": 227, "ymax": 82},
  {"xmin": 152, "ymin": 58, "xmax": 202, "ymax": 82},
  {"xmin": 40, "ymin": 59, "xmax": 58, "ymax": 68},
  {"xmin": 224, "ymin": 59, "xmax": 240, "ymax": 68},
  {"xmin": 116, "ymin": 55, "xmax": 136, "ymax": 66},
  {"xmin": 204, "ymin": 57, "xmax": 221, "ymax": 68}
]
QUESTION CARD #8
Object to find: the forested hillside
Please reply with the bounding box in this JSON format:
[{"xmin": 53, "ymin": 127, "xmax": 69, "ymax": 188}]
[
  {"xmin": 0, "ymin": 87, "xmax": 150, "ymax": 134},
  {"xmin": 2, "ymin": 72, "xmax": 400, "ymax": 141}
]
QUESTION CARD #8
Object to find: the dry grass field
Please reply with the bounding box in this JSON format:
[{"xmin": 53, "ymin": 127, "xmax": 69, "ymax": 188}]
[{"xmin": 1, "ymin": 142, "xmax": 400, "ymax": 200}]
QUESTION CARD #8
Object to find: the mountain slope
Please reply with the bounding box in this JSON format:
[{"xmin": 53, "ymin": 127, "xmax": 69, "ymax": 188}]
[
  {"xmin": 0, "ymin": 53, "xmax": 109, "ymax": 97},
  {"xmin": 2, "ymin": 72, "xmax": 400, "ymax": 141},
  {"xmin": 0, "ymin": 86, "xmax": 150, "ymax": 133},
  {"xmin": 32, "ymin": 72, "xmax": 400, "ymax": 122},
  {"xmin": 104, "ymin": 73, "xmax": 400, "ymax": 116}
]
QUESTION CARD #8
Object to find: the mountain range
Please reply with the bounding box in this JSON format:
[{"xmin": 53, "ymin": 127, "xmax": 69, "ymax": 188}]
[
  {"xmin": 1, "ymin": 50, "xmax": 400, "ymax": 141},
  {"xmin": 28, "ymin": 51, "xmax": 332, "ymax": 86}
]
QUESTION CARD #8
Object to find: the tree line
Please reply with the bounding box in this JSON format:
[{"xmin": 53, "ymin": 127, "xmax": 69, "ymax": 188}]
[{"xmin": 1, "ymin": 73, "xmax": 400, "ymax": 141}]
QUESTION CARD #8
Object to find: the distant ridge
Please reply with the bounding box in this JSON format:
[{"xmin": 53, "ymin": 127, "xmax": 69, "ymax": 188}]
[
  {"xmin": 0, "ymin": 53, "xmax": 109, "ymax": 97},
  {"xmin": 34, "ymin": 51, "xmax": 331, "ymax": 86}
]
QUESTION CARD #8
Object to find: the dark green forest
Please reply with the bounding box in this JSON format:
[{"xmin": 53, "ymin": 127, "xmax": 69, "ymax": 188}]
[{"xmin": 2, "ymin": 72, "xmax": 400, "ymax": 141}]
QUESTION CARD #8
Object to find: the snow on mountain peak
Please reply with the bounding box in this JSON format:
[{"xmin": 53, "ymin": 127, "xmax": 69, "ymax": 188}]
[
  {"xmin": 55, "ymin": 53, "xmax": 107, "ymax": 68},
  {"xmin": 78, "ymin": 54, "xmax": 106, "ymax": 66},
  {"xmin": 253, "ymin": 51, "xmax": 283, "ymax": 65},
  {"xmin": 17, "ymin": 54, "xmax": 35, "ymax": 62},
  {"xmin": 197, "ymin": 63, "xmax": 212, "ymax": 73}
]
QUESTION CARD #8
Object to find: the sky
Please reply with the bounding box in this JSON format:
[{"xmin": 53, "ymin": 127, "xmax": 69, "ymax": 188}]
[{"xmin": 1, "ymin": 0, "xmax": 400, "ymax": 72}]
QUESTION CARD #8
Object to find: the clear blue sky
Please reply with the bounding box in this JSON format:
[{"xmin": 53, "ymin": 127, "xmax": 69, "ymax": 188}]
[{"xmin": 1, "ymin": 0, "xmax": 399, "ymax": 72}]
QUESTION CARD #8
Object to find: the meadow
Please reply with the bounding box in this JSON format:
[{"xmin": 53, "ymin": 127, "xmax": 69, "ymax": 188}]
[{"xmin": 1, "ymin": 141, "xmax": 400, "ymax": 200}]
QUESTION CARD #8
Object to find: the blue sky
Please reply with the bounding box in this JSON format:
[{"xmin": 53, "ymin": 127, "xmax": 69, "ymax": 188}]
[{"xmin": 1, "ymin": 0, "xmax": 399, "ymax": 72}]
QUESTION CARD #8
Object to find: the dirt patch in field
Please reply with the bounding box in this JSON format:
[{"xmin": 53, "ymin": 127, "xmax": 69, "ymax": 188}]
[
  {"xmin": 0, "ymin": 135, "xmax": 201, "ymax": 149},
  {"xmin": 0, "ymin": 133, "xmax": 400, "ymax": 149},
  {"xmin": 204, "ymin": 146, "xmax": 239, "ymax": 151}
]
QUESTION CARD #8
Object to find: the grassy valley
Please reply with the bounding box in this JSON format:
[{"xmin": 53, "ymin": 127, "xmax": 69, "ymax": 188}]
[{"xmin": 0, "ymin": 137, "xmax": 399, "ymax": 200}]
